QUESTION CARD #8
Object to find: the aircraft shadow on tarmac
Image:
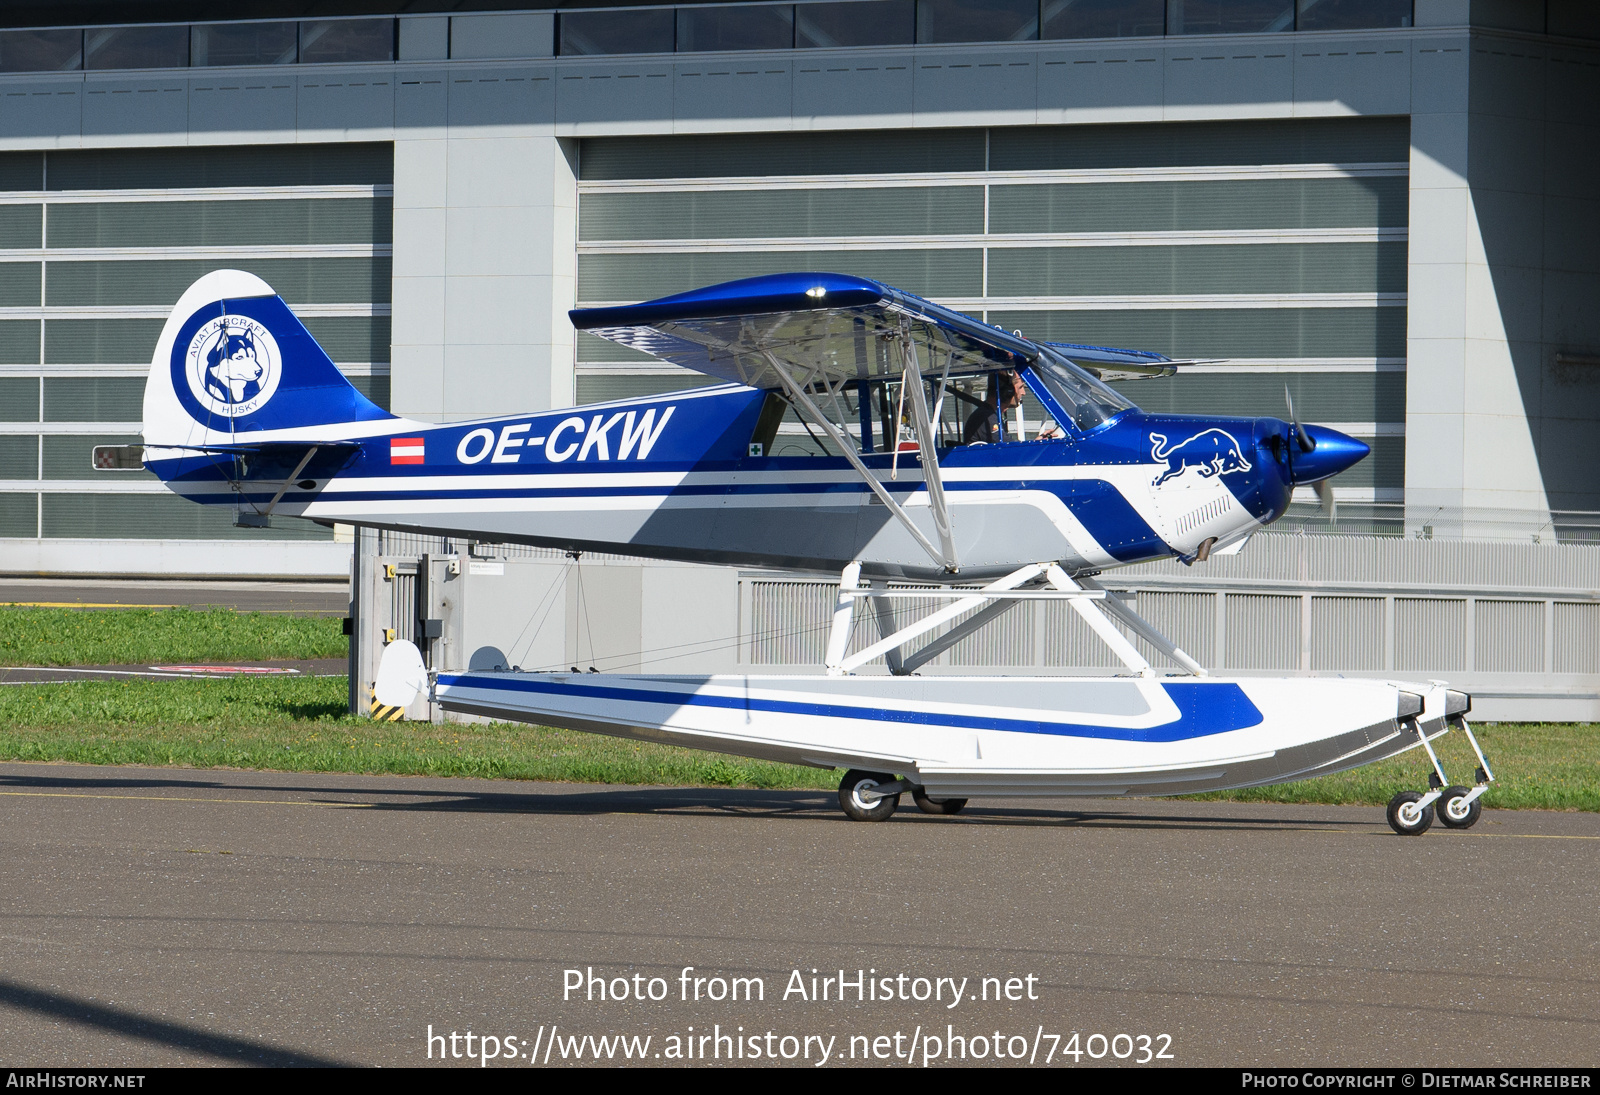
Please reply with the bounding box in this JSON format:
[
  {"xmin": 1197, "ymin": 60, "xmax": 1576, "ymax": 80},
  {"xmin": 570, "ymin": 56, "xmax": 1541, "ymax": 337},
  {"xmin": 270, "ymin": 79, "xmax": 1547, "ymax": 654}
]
[
  {"xmin": 0, "ymin": 769, "xmax": 1373, "ymax": 832},
  {"xmin": 0, "ymin": 976, "xmax": 354, "ymax": 1067}
]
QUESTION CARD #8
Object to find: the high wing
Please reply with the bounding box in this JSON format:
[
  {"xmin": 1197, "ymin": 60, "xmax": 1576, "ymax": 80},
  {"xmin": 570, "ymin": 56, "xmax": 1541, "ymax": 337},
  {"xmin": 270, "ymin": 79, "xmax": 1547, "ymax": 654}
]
[
  {"xmin": 571, "ymin": 271, "xmax": 1202, "ymax": 392},
  {"xmin": 1043, "ymin": 341, "xmax": 1181, "ymax": 382},
  {"xmin": 571, "ymin": 271, "xmax": 1037, "ymax": 391},
  {"xmin": 571, "ymin": 272, "xmax": 1200, "ymax": 574}
]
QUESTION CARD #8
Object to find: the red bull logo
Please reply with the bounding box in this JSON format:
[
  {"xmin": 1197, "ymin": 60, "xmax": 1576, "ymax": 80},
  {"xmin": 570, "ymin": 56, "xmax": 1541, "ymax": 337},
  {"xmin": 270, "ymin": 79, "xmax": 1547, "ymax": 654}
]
[{"xmin": 1149, "ymin": 429, "xmax": 1253, "ymax": 487}]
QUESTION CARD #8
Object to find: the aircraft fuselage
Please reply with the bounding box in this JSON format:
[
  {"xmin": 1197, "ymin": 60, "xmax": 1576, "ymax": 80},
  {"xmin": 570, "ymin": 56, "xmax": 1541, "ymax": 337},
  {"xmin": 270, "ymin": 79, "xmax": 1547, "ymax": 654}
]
[{"xmin": 153, "ymin": 375, "xmax": 1353, "ymax": 581}]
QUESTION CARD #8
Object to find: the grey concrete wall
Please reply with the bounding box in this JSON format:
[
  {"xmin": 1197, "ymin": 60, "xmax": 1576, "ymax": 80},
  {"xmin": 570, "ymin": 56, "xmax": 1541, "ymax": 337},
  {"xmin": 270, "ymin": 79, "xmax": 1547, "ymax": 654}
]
[
  {"xmin": 1406, "ymin": 26, "xmax": 1600, "ymax": 520},
  {"xmin": 391, "ymin": 132, "xmax": 576, "ymax": 421}
]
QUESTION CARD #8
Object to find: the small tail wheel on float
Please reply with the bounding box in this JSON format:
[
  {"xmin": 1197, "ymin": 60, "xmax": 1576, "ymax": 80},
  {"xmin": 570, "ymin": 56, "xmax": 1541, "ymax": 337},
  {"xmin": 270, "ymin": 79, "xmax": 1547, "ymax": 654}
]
[
  {"xmin": 1436, "ymin": 785, "xmax": 1483, "ymax": 829},
  {"xmin": 912, "ymin": 789, "xmax": 968, "ymax": 815},
  {"xmin": 839, "ymin": 769, "xmax": 900, "ymax": 822},
  {"xmin": 1386, "ymin": 790, "xmax": 1436, "ymax": 835}
]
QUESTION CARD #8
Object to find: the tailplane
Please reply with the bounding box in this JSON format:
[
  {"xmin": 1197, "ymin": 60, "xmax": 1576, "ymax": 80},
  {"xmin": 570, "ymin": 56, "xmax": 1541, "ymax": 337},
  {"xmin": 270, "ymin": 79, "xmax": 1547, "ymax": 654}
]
[{"xmin": 142, "ymin": 269, "xmax": 393, "ymax": 448}]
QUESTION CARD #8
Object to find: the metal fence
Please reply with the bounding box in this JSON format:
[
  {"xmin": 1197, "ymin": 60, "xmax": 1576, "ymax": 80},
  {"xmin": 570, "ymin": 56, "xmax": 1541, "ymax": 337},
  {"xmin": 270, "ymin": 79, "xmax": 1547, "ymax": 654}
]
[{"xmin": 352, "ymin": 526, "xmax": 1600, "ymax": 721}]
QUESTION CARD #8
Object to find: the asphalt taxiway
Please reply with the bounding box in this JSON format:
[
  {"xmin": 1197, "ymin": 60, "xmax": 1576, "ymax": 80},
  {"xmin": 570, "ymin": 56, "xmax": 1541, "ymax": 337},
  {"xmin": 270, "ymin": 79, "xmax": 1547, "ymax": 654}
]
[
  {"xmin": 0, "ymin": 578, "xmax": 347, "ymax": 616},
  {"xmin": 0, "ymin": 763, "xmax": 1594, "ymax": 1068}
]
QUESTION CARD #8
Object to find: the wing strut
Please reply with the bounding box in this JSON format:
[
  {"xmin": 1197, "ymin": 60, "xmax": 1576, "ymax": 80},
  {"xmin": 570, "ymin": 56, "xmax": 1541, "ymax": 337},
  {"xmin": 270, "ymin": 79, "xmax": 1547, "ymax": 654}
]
[
  {"xmin": 897, "ymin": 325, "xmax": 959, "ymax": 571},
  {"xmin": 757, "ymin": 347, "xmax": 957, "ymax": 573}
]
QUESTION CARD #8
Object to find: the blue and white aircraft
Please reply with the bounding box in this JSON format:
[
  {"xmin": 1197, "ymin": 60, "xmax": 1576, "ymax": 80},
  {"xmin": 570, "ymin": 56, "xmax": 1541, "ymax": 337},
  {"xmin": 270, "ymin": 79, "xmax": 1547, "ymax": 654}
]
[{"xmin": 142, "ymin": 269, "xmax": 1495, "ymax": 833}]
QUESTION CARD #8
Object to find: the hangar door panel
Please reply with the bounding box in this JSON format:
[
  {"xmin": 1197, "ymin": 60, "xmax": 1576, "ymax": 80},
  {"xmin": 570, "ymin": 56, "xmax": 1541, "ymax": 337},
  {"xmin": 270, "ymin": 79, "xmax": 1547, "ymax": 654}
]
[
  {"xmin": 575, "ymin": 118, "xmax": 1407, "ymax": 514},
  {"xmin": 0, "ymin": 142, "xmax": 393, "ymax": 543}
]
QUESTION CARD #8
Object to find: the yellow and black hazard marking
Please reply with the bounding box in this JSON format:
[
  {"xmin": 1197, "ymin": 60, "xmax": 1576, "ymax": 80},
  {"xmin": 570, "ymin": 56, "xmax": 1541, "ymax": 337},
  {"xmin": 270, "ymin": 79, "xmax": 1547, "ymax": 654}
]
[{"xmin": 369, "ymin": 689, "xmax": 405, "ymax": 722}]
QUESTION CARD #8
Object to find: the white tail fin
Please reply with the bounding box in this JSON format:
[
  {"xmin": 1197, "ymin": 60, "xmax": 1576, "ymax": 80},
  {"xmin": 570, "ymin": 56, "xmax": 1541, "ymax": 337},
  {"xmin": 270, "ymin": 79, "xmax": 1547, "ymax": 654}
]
[{"xmin": 143, "ymin": 269, "xmax": 392, "ymax": 448}]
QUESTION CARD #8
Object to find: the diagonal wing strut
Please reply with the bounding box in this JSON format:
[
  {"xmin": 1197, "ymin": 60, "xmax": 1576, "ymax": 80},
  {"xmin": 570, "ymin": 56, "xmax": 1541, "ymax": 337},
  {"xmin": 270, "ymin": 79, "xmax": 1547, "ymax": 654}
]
[
  {"xmin": 757, "ymin": 345, "xmax": 959, "ymax": 573},
  {"xmin": 895, "ymin": 321, "xmax": 958, "ymax": 572}
]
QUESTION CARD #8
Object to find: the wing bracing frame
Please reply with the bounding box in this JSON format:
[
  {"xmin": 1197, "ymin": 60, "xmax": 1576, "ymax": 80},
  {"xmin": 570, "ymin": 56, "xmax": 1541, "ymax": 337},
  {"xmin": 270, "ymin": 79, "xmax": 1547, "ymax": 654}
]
[
  {"xmin": 823, "ymin": 562, "xmax": 1209, "ymax": 679},
  {"xmin": 757, "ymin": 324, "xmax": 960, "ymax": 573}
]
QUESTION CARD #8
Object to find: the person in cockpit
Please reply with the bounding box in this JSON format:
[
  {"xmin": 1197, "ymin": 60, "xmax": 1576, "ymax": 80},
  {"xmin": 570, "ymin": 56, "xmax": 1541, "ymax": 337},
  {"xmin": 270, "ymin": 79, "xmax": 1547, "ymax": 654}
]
[{"xmin": 963, "ymin": 368, "xmax": 1025, "ymax": 444}]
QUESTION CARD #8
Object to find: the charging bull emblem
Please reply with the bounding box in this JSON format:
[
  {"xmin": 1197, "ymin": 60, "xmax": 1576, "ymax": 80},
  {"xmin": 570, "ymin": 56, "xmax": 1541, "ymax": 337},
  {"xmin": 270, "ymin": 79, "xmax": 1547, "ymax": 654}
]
[{"xmin": 1149, "ymin": 429, "xmax": 1252, "ymax": 486}]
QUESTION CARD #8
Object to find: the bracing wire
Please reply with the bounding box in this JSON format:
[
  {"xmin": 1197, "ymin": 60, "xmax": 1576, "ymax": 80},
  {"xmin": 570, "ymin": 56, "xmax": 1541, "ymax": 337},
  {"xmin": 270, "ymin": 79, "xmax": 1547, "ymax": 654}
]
[
  {"xmin": 501, "ymin": 556, "xmax": 572, "ymax": 669},
  {"xmin": 511, "ymin": 602, "xmax": 921, "ymax": 674},
  {"xmin": 574, "ymin": 553, "xmax": 597, "ymax": 668}
]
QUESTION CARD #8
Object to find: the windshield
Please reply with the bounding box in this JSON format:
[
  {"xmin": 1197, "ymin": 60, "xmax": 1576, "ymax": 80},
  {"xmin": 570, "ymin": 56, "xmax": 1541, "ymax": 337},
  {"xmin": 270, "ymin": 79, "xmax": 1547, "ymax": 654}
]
[{"xmin": 1030, "ymin": 348, "xmax": 1135, "ymax": 431}]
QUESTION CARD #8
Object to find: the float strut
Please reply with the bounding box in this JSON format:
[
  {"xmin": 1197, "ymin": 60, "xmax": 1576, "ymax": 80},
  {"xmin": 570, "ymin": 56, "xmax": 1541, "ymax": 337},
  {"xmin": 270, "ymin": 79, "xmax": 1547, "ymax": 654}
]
[
  {"xmin": 1452, "ymin": 715, "xmax": 1495, "ymax": 808},
  {"xmin": 825, "ymin": 561, "xmax": 862, "ymax": 676},
  {"xmin": 1410, "ymin": 718, "xmax": 1449, "ymax": 812}
]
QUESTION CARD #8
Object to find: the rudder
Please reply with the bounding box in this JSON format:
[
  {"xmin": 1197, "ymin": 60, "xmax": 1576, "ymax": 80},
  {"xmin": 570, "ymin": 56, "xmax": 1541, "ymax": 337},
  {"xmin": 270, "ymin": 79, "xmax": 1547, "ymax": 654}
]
[{"xmin": 143, "ymin": 269, "xmax": 392, "ymax": 446}]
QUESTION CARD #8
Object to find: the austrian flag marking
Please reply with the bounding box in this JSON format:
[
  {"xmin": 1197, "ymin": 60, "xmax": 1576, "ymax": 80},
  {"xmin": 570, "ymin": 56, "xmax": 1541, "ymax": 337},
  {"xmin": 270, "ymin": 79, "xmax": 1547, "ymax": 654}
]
[{"xmin": 390, "ymin": 437, "xmax": 425, "ymax": 465}]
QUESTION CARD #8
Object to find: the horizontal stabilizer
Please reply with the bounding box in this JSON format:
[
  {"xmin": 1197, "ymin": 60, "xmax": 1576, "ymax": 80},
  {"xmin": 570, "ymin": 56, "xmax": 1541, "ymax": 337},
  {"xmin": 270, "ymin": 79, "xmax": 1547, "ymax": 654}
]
[{"xmin": 151, "ymin": 440, "xmax": 362, "ymax": 456}]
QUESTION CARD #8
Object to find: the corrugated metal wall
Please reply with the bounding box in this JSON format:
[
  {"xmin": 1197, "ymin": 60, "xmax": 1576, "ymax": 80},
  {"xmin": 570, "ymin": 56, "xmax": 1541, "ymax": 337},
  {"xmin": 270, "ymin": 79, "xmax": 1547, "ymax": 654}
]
[
  {"xmin": 1311, "ymin": 596, "xmax": 1383, "ymax": 671},
  {"xmin": 576, "ymin": 117, "xmax": 1409, "ymax": 502},
  {"xmin": 1554, "ymin": 603, "xmax": 1600, "ymax": 674},
  {"xmin": 735, "ymin": 534, "xmax": 1600, "ymax": 695}
]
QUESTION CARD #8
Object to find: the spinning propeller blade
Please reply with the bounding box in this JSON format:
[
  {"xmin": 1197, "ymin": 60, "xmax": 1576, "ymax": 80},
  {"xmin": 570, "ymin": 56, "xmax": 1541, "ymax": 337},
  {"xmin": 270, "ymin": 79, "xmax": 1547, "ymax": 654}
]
[
  {"xmin": 1283, "ymin": 384, "xmax": 1316, "ymax": 454},
  {"xmin": 1314, "ymin": 477, "xmax": 1336, "ymax": 521},
  {"xmin": 1283, "ymin": 385, "xmax": 1338, "ymax": 521}
]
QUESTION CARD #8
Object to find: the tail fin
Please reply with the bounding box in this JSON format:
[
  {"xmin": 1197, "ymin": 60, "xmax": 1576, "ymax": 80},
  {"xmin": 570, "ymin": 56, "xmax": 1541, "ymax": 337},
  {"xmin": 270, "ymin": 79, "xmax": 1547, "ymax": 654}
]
[{"xmin": 143, "ymin": 269, "xmax": 392, "ymax": 445}]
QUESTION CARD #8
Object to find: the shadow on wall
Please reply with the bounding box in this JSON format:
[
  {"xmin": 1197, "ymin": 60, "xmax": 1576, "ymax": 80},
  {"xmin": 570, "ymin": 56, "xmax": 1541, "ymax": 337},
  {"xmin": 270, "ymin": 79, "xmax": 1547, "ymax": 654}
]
[{"xmin": 1461, "ymin": 44, "xmax": 1600, "ymax": 511}]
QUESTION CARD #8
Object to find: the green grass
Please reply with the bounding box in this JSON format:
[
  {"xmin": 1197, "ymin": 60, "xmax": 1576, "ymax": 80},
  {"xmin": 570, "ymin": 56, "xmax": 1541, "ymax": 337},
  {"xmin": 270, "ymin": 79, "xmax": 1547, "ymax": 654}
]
[
  {"xmin": 0, "ymin": 674, "xmax": 1593, "ymax": 810},
  {"xmin": 1194, "ymin": 720, "xmax": 1600, "ymax": 812},
  {"xmin": 0, "ymin": 675, "xmax": 830, "ymax": 788},
  {"xmin": 0, "ymin": 605, "xmax": 346, "ymax": 667}
]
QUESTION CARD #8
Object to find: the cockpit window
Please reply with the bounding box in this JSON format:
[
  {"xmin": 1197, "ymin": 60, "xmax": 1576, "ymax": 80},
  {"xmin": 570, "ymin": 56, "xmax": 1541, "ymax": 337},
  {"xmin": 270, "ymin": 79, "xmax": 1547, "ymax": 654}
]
[{"xmin": 1029, "ymin": 348, "xmax": 1135, "ymax": 432}]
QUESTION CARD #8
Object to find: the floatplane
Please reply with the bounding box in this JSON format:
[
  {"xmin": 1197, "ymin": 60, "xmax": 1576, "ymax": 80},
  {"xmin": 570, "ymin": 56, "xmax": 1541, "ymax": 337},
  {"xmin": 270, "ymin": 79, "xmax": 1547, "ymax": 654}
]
[{"xmin": 142, "ymin": 269, "xmax": 1495, "ymax": 833}]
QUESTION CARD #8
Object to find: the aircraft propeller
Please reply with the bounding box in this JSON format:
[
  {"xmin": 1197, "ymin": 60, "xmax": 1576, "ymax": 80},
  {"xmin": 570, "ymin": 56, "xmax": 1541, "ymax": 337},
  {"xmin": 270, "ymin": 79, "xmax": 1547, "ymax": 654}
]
[{"xmin": 1284, "ymin": 384, "xmax": 1336, "ymax": 521}]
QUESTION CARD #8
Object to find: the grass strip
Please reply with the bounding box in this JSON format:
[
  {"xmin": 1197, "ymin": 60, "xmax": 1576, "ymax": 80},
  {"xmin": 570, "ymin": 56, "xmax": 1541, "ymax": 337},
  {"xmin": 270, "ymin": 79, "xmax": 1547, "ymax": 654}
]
[
  {"xmin": 0, "ymin": 676, "xmax": 827, "ymax": 789},
  {"xmin": 1192, "ymin": 720, "xmax": 1599, "ymax": 812},
  {"xmin": 0, "ymin": 676, "xmax": 1593, "ymax": 810},
  {"xmin": 0, "ymin": 606, "xmax": 346, "ymax": 667}
]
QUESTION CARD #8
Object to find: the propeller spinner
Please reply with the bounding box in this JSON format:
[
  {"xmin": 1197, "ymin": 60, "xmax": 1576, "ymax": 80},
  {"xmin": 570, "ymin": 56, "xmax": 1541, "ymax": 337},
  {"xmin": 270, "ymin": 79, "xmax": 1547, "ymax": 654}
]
[{"xmin": 1281, "ymin": 384, "xmax": 1368, "ymax": 519}]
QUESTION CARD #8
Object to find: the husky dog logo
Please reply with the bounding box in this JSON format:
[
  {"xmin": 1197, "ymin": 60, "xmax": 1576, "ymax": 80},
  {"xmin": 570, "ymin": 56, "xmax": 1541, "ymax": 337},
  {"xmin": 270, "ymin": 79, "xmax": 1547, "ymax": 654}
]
[
  {"xmin": 184, "ymin": 316, "xmax": 282, "ymax": 418},
  {"xmin": 1149, "ymin": 429, "xmax": 1253, "ymax": 487}
]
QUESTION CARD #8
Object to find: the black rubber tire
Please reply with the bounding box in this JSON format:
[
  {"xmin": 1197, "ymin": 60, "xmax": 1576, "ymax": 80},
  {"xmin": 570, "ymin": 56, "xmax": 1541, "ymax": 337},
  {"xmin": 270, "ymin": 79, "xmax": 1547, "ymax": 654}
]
[
  {"xmin": 1437, "ymin": 785, "xmax": 1482, "ymax": 829},
  {"xmin": 1386, "ymin": 790, "xmax": 1435, "ymax": 835},
  {"xmin": 839, "ymin": 769, "xmax": 900, "ymax": 822},
  {"xmin": 912, "ymin": 789, "xmax": 968, "ymax": 815}
]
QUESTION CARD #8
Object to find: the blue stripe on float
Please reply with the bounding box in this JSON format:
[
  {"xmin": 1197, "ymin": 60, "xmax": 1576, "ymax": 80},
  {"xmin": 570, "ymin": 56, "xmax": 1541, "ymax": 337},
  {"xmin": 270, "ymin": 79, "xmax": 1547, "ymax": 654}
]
[{"xmin": 435, "ymin": 675, "xmax": 1264, "ymax": 744}]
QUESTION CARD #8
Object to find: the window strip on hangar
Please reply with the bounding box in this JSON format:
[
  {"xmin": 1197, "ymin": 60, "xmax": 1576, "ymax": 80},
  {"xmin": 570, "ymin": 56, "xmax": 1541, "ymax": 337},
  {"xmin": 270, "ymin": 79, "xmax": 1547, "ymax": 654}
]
[
  {"xmin": 573, "ymin": 117, "xmax": 1409, "ymax": 502},
  {"xmin": 0, "ymin": 143, "xmax": 393, "ymax": 541}
]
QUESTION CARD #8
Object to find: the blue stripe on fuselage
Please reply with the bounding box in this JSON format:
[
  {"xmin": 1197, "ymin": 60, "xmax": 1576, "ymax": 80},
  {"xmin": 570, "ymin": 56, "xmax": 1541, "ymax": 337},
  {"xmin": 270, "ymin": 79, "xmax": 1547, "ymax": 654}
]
[{"xmin": 152, "ymin": 469, "xmax": 1170, "ymax": 562}]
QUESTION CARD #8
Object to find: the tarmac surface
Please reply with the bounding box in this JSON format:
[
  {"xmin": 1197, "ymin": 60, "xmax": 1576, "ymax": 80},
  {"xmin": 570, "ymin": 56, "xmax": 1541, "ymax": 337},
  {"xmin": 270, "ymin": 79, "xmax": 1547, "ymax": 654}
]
[
  {"xmin": 0, "ymin": 762, "xmax": 1595, "ymax": 1068},
  {"xmin": 0, "ymin": 578, "xmax": 347, "ymax": 616}
]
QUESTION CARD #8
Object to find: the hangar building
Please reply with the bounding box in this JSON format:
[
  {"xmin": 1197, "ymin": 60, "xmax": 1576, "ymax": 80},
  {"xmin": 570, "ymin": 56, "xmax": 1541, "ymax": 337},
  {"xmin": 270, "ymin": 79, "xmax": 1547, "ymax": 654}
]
[{"xmin": 0, "ymin": 0, "xmax": 1595, "ymax": 715}]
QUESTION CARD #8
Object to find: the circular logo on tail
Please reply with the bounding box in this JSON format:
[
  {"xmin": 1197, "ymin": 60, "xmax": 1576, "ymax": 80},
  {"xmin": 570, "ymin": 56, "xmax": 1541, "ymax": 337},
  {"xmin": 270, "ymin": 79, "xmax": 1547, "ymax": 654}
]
[{"xmin": 184, "ymin": 316, "xmax": 282, "ymax": 419}]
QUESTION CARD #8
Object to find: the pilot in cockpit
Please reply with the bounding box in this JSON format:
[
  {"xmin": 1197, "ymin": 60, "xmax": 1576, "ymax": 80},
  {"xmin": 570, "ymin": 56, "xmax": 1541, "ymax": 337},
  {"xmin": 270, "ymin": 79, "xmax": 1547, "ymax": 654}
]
[{"xmin": 963, "ymin": 368, "xmax": 1026, "ymax": 445}]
